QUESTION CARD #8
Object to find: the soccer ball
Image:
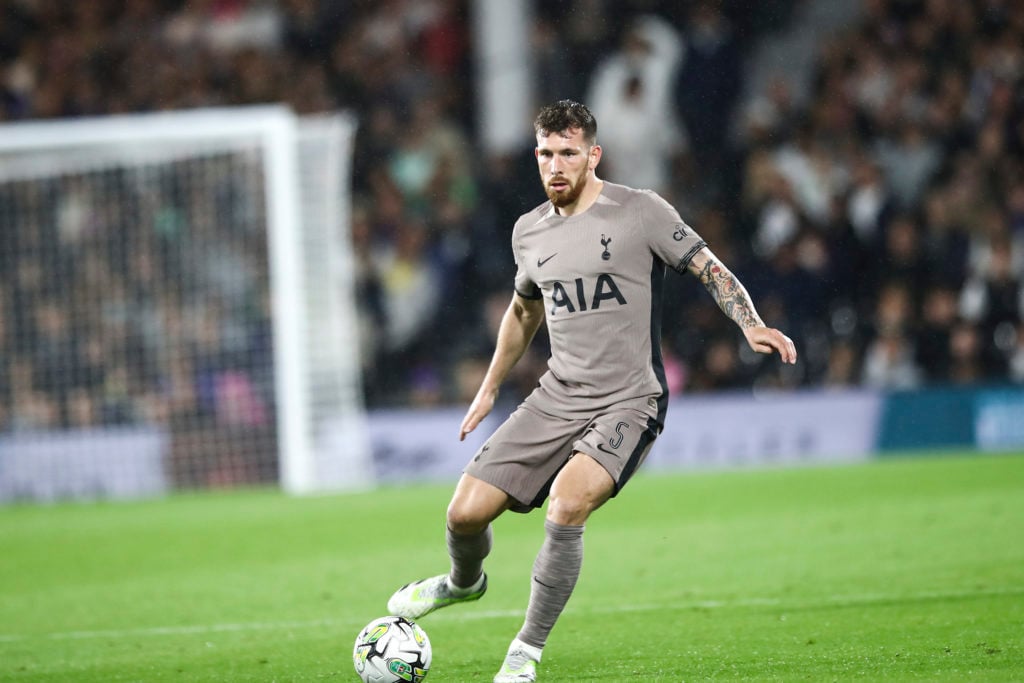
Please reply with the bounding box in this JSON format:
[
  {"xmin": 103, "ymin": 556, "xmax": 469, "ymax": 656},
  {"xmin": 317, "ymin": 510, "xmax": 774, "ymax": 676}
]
[{"xmin": 353, "ymin": 615, "xmax": 432, "ymax": 683}]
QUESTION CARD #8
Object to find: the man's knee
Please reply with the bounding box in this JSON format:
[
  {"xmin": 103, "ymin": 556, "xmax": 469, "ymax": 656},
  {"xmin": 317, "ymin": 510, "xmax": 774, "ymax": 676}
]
[
  {"xmin": 446, "ymin": 500, "xmax": 492, "ymax": 535},
  {"xmin": 546, "ymin": 453, "xmax": 614, "ymax": 525},
  {"xmin": 545, "ymin": 494, "xmax": 594, "ymax": 526},
  {"xmin": 446, "ymin": 475, "xmax": 509, "ymax": 534}
]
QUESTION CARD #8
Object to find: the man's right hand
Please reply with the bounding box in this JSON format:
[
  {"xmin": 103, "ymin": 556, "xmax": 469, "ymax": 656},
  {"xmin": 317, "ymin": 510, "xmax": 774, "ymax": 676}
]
[{"xmin": 460, "ymin": 387, "xmax": 497, "ymax": 441}]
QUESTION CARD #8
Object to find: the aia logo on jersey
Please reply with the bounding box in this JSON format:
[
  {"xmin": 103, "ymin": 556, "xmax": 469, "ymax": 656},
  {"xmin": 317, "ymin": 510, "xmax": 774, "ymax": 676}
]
[{"xmin": 549, "ymin": 274, "xmax": 627, "ymax": 315}]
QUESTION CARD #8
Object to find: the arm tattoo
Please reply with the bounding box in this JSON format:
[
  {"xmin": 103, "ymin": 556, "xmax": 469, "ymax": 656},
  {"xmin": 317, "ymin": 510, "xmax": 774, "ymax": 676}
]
[{"xmin": 697, "ymin": 259, "xmax": 764, "ymax": 329}]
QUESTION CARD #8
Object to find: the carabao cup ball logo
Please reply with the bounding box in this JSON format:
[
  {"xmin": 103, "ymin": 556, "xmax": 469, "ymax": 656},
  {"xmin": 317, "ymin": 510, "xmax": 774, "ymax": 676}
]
[{"xmin": 353, "ymin": 616, "xmax": 432, "ymax": 683}]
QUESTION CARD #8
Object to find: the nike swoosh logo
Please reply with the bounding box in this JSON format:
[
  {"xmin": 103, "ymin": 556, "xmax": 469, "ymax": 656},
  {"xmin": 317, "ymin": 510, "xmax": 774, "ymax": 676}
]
[
  {"xmin": 537, "ymin": 253, "xmax": 557, "ymax": 267},
  {"xmin": 596, "ymin": 443, "xmax": 619, "ymax": 456},
  {"xmin": 532, "ymin": 576, "xmax": 557, "ymax": 589}
]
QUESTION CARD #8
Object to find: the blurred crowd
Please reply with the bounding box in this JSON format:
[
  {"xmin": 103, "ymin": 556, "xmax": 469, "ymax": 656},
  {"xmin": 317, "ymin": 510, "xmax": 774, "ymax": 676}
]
[
  {"xmin": 729, "ymin": 0, "xmax": 1024, "ymax": 393},
  {"xmin": 0, "ymin": 150, "xmax": 279, "ymax": 480},
  {"xmin": 0, "ymin": 0, "xmax": 1022, "ymax": 441}
]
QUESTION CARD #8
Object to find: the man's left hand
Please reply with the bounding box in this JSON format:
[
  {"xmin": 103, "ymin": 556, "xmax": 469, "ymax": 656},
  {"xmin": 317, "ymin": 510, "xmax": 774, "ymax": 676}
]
[{"xmin": 743, "ymin": 326, "xmax": 797, "ymax": 364}]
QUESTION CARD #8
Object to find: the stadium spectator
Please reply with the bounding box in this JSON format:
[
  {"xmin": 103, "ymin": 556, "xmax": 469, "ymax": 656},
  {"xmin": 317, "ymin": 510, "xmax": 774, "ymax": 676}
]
[
  {"xmin": 533, "ymin": 17, "xmax": 577, "ymax": 107},
  {"xmin": 674, "ymin": 0, "xmax": 742, "ymax": 188},
  {"xmin": 823, "ymin": 339, "xmax": 861, "ymax": 389},
  {"xmin": 375, "ymin": 215, "xmax": 443, "ymax": 354},
  {"xmin": 861, "ymin": 282, "xmax": 923, "ymax": 389},
  {"xmin": 960, "ymin": 229, "xmax": 1023, "ymax": 374},
  {"xmin": 916, "ymin": 283, "xmax": 960, "ymax": 383},
  {"xmin": 586, "ymin": 15, "xmax": 686, "ymax": 197},
  {"xmin": 948, "ymin": 318, "xmax": 988, "ymax": 385},
  {"xmin": 1011, "ymin": 322, "xmax": 1024, "ymax": 382}
]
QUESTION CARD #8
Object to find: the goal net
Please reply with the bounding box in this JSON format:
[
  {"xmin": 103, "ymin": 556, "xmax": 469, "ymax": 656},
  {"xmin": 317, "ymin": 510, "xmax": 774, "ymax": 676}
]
[{"xmin": 0, "ymin": 107, "xmax": 371, "ymax": 501}]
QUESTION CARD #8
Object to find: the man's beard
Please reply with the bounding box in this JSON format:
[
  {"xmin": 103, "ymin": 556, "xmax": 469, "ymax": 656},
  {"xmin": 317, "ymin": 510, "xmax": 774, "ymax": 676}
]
[{"xmin": 545, "ymin": 173, "xmax": 586, "ymax": 208}]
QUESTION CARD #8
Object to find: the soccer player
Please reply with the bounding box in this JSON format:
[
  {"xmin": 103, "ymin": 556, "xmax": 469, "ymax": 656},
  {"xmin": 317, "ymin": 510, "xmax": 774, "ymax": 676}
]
[{"xmin": 387, "ymin": 100, "xmax": 797, "ymax": 682}]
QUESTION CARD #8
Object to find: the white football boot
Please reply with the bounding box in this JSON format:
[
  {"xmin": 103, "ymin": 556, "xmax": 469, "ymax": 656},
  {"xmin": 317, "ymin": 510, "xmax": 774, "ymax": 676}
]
[
  {"xmin": 387, "ymin": 573, "xmax": 487, "ymax": 620},
  {"xmin": 493, "ymin": 639, "xmax": 542, "ymax": 683}
]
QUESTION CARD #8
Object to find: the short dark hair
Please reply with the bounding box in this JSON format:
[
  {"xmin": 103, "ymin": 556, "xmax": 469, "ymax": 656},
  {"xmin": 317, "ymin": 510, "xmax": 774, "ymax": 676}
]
[{"xmin": 533, "ymin": 100, "xmax": 597, "ymax": 145}]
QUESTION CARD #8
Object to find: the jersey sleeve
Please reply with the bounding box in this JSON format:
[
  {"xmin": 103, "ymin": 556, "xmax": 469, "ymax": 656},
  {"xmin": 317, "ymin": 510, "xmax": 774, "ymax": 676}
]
[
  {"xmin": 512, "ymin": 228, "xmax": 542, "ymax": 300},
  {"xmin": 641, "ymin": 191, "xmax": 707, "ymax": 274}
]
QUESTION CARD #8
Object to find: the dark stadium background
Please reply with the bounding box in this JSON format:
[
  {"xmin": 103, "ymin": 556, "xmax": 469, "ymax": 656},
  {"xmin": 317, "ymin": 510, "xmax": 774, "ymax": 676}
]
[{"xmin": 0, "ymin": 0, "xmax": 1022, "ymax": 460}]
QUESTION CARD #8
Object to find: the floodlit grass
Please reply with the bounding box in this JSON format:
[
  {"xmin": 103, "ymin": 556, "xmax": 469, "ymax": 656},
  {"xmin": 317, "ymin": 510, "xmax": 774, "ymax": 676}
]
[{"xmin": 1, "ymin": 451, "xmax": 1022, "ymax": 681}]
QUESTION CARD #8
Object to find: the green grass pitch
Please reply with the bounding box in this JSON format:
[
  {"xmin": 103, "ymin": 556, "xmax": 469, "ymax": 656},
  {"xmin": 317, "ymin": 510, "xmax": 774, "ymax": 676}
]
[{"xmin": 1, "ymin": 451, "xmax": 1022, "ymax": 682}]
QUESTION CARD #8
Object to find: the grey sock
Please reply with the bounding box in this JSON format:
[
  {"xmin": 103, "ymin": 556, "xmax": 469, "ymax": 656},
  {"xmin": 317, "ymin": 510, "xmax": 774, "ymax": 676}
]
[
  {"xmin": 516, "ymin": 519, "xmax": 585, "ymax": 649},
  {"xmin": 447, "ymin": 525, "xmax": 492, "ymax": 589}
]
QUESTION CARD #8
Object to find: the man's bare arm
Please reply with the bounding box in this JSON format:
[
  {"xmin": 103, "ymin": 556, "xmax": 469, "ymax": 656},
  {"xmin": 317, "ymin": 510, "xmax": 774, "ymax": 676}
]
[
  {"xmin": 688, "ymin": 247, "xmax": 764, "ymax": 329},
  {"xmin": 460, "ymin": 293, "xmax": 546, "ymax": 440},
  {"xmin": 687, "ymin": 247, "xmax": 798, "ymax": 363}
]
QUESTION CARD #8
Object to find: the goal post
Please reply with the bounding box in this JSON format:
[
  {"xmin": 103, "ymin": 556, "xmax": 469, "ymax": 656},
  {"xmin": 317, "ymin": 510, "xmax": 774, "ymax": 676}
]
[
  {"xmin": 0, "ymin": 106, "xmax": 371, "ymax": 500},
  {"xmin": 293, "ymin": 113, "xmax": 375, "ymax": 494}
]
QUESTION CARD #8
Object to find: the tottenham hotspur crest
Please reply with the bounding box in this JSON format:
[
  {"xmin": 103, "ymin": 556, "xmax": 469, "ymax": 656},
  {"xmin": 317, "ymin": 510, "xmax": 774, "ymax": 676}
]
[{"xmin": 600, "ymin": 234, "xmax": 611, "ymax": 260}]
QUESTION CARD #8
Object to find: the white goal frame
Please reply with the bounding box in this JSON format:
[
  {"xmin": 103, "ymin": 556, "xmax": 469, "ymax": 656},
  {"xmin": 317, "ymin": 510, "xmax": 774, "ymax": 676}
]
[{"xmin": 0, "ymin": 106, "xmax": 370, "ymax": 497}]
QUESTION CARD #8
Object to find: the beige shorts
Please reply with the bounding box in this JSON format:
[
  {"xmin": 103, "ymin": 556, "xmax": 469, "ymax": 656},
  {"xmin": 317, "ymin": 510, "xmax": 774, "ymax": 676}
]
[{"xmin": 464, "ymin": 402, "xmax": 660, "ymax": 512}]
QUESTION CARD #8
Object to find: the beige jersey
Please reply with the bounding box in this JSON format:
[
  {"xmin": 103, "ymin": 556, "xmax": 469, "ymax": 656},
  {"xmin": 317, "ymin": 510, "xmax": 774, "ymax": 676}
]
[{"xmin": 512, "ymin": 181, "xmax": 706, "ymax": 427}]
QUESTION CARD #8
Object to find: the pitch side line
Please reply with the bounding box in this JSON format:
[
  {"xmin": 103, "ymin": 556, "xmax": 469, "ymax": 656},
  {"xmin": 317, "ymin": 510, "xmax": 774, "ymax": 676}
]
[{"xmin": 1, "ymin": 586, "xmax": 1021, "ymax": 643}]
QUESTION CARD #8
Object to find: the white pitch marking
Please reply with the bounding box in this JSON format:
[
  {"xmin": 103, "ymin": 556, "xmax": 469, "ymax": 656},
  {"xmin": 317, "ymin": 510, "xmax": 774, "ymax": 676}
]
[{"xmin": 0, "ymin": 586, "xmax": 1020, "ymax": 644}]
